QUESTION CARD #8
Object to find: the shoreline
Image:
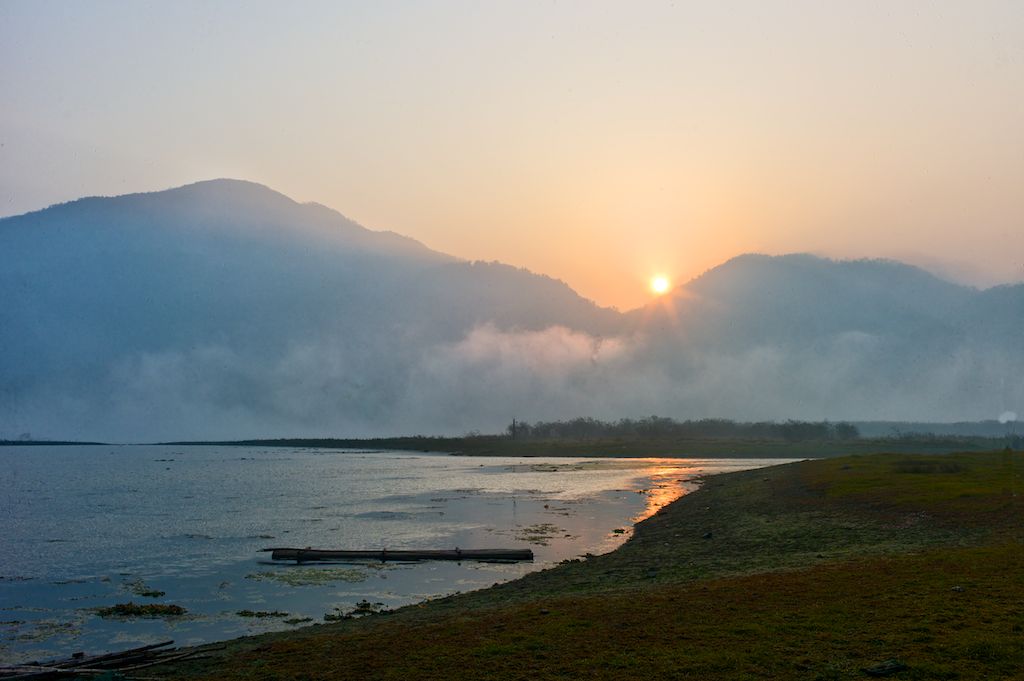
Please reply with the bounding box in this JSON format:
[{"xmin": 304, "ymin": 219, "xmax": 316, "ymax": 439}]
[
  {"xmin": 6, "ymin": 431, "xmax": 1011, "ymax": 459},
  {"xmin": 158, "ymin": 435, "xmax": 1007, "ymax": 458},
  {"xmin": 146, "ymin": 449, "xmax": 1023, "ymax": 679},
  {"xmin": 3, "ymin": 451, "xmax": 781, "ymax": 665},
  {"xmin": 138, "ymin": 461, "xmax": 786, "ymax": 670}
]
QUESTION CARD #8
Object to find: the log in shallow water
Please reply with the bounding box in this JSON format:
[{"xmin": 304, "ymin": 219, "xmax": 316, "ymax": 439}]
[{"xmin": 264, "ymin": 547, "xmax": 534, "ymax": 562}]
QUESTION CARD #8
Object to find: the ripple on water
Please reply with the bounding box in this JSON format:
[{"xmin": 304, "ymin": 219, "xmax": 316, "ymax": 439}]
[{"xmin": 0, "ymin": 445, "xmax": 789, "ymax": 664}]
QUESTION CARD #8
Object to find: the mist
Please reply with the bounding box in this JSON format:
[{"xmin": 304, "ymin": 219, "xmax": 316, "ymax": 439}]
[{"xmin": 2, "ymin": 182, "xmax": 1021, "ymax": 441}]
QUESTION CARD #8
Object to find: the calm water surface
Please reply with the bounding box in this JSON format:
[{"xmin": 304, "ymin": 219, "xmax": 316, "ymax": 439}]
[{"xmin": 0, "ymin": 445, "xmax": 792, "ymax": 662}]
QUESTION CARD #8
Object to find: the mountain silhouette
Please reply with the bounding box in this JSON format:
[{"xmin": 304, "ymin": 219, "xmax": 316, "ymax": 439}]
[{"xmin": 1, "ymin": 181, "xmax": 1020, "ymax": 440}]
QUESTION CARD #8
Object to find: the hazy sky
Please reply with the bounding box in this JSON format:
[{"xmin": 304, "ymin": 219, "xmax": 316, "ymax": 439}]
[{"xmin": 2, "ymin": 1, "xmax": 1022, "ymax": 309}]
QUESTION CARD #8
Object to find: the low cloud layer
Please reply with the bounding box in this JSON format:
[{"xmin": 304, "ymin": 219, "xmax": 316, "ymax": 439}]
[
  {"xmin": 5, "ymin": 318, "xmax": 1022, "ymax": 442},
  {"xmin": 2, "ymin": 183, "xmax": 1022, "ymax": 441}
]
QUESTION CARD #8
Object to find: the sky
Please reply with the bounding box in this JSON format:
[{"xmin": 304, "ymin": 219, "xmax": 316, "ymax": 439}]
[{"xmin": 2, "ymin": 1, "xmax": 1023, "ymax": 310}]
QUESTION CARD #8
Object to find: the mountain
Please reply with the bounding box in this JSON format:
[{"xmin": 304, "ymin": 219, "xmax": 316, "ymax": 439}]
[
  {"xmin": 635, "ymin": 253, "xmax": 971, "ymax": 340},
  {"xmin": 625, "ymin": 253, "xmax": 1022, "ymax": 423},
  {"xmin": 1, "ymin": 181, "xmax": 1021, "ymax": 440},
  {"xmin": 0, "ymin": 180, "xmax": 621, "ymax": 439}
]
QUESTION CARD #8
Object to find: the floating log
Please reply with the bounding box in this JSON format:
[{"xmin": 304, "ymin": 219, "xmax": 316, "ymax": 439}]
[
  {"xmin": 1, "ymin": 640, "xmax": 181, "ymax": 679},
  {"xmin": 263, "ymin": 547, "xmax": 534, "ymax": 563}
]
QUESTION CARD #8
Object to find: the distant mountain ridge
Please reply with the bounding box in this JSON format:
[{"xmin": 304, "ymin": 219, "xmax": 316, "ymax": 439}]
[
  {"xmin": 12, "ymin": 178, "xmax": 452, "ymax": 261},
  {"xmin": 655, "ymin": 254, "xmax": 972, "ymax": 352},
  {"xmin": 1, "ymin": 180, "xmax": 1020, "ymax": 440}
]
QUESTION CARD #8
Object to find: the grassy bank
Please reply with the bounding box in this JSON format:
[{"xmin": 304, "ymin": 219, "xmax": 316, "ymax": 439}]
[{"xmin": 156, "ymin": 450, "xmax": 1023, "ymax": 680}]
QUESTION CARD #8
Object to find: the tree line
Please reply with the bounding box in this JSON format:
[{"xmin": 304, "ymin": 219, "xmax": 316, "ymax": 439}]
[{"xmin": 506, "ymin": 416, "xmax": 860, "ymax": 442}]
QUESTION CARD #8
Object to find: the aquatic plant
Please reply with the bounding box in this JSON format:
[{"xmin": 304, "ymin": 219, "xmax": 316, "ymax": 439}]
[
  {"xmin": 124, "ymin": 578, "xmax": 165, "ymax": 598},
  {"xmin": 514, "ymin": 523, "xmax": 563, "ymax": 546},
  {"xmin": 95, "ymin": 602, "xmax": 186, "ymax": 618},
  {"xmin": 245, "ymin": 567, "xmax": 368, "ymax": 586},
  {"xmin": 324, "ymin": 600, "xmax": 388, "ymax": 621}
]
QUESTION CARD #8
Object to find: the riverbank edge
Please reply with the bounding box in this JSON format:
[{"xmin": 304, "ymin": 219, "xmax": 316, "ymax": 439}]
[{"xmin": 148, "ymin": 450, "xmax": 1024, "ymax": 678}]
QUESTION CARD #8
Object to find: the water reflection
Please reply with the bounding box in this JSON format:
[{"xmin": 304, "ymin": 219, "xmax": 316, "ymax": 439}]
[
  {"xmin": 633, "ymin": 463, "xmax": 700, "ymax": 522},
  {"xmin": 0, "ymin": 447, "xmax": 792, "ymax": 663}
]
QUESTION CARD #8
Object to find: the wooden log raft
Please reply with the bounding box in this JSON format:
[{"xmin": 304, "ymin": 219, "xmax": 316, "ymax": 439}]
[
  {"xmin": 0, "ymin": 640, "xmax": 220, "ymax": 680},
  {"xmin": 263, "ymin": 547, "xmax": 534, "ymax": 563}
]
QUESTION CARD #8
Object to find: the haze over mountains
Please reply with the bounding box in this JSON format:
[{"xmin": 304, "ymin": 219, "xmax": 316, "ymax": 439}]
[{"xmin": 2, "ymin": 180, "xmax": 1021, "ymax": 441}]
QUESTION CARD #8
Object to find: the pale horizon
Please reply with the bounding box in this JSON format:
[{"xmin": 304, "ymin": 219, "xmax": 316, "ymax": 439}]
[
  {"xmin": 3, "ymin": 1, "xmax": 1023, "ymax": 308},
  {"xmin": 6, "ymin": 176, "xmax": 1022, "ymax": 314}
]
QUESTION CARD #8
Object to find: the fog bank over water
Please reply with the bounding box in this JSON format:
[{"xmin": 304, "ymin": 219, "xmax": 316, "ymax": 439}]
[{"xmin": 2, "ymin": 181, "xmax": 1021, "ymax": 441}]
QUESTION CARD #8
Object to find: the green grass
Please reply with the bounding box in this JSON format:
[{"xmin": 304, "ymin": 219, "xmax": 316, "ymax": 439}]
[
  {"xmin": 154, "ymin": 450, "xmax": 1024, "ymax": 680},
  {"xmin": 804, "ymin": 451, "xmax": 1024, "ymax": 527}
]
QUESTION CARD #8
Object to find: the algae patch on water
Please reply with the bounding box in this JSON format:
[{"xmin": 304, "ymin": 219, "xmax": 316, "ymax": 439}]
[
  {"xmin": 124, "ymin": 578, "xmax": 165, "ymax": 598},
  {"xmin": 324, "ymin": 600, "xmax": 389, "ymax": 621},
  {"xmin": 513, "ymin": 523, "xmax": 563, "ymax": 546},
  {"xmin": 236, "ymin": 609, "xmax": 290, "ymax": 618},
  {"xmin": 94, "ymin": 602, "xmax": 187, "ymax": 618},
  {"xmin": 245, "ymin": 567, "xmax": 369, "ymax": 586},
  {"xmin": 6, "ymin": 615, "xmax": 85, "ymax": 643}
]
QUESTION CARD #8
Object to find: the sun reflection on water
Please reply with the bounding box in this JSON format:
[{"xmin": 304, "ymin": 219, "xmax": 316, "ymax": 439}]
[{"xmin": 632, "ymin": 462, "xmax": 703, "ymax": 523}]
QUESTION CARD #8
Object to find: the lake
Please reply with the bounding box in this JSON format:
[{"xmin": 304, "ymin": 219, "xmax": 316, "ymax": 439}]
[{"xmin": 0, "ymin": 445, "xmax": 792, "ymax": 663}]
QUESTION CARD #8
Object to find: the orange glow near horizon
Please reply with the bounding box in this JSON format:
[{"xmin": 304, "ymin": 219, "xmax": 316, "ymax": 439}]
[
  {"xmin": 633, "ymin": 463, "xmax": 700, "ymax": 523},
  {"xmin": 4, "ymin": 4, "xmax": 1023, "ymax": 314}
]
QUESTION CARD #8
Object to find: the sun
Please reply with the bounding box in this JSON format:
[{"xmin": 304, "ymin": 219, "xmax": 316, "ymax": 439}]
[{"xmin": 650, "ymin": 275, "xmax": 671, "ymax": 295}]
